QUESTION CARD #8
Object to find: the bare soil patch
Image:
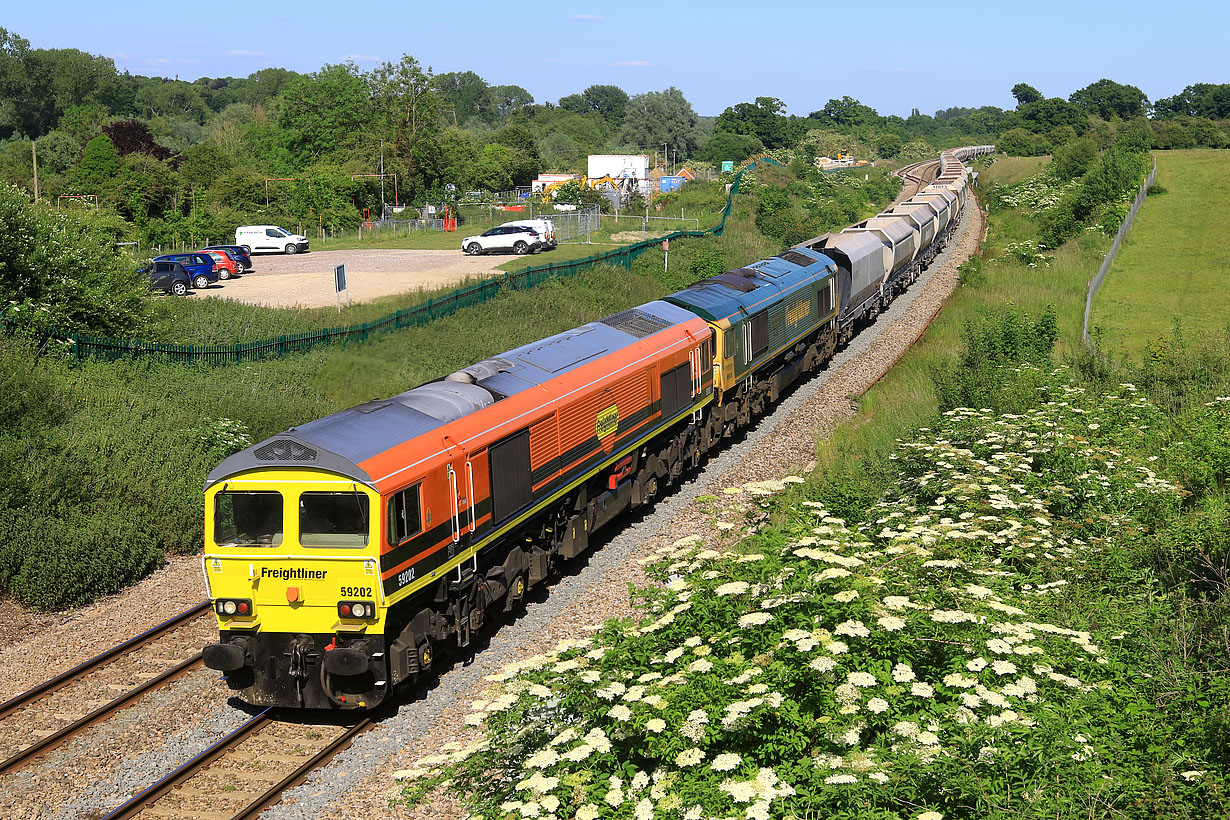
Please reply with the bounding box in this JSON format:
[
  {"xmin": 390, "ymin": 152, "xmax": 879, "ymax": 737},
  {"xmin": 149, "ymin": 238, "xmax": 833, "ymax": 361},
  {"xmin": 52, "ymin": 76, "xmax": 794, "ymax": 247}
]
[{"xmin": 198, "ymin": 249, "xmax": 506, "ymax": 309}]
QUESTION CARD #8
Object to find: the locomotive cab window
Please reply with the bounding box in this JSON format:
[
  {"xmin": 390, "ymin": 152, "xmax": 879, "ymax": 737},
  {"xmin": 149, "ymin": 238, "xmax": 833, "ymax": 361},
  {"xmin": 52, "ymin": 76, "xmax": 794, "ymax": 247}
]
[
  {"xmin": 215, "ymin": 491, "xmax": 283, "ymax": 547},
  {"xmin": 299, "ymin": 491, "xmax": 369, "ymax": 547},
  {"xmin": 388, "ymin": 483, "xmax": 423, "ymax": 546}
]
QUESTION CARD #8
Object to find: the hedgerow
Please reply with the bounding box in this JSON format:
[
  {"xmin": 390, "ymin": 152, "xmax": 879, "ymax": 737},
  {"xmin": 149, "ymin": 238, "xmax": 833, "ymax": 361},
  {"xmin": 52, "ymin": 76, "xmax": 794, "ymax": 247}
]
[{"xmin": 399, "ymin": 365, "xmax": 1229, "ymax": 818}]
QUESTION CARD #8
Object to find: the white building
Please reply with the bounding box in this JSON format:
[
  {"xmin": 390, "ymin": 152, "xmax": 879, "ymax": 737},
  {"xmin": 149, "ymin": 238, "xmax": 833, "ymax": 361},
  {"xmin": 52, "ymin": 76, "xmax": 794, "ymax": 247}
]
[{"xmin": 587, "ymin": 154, "xmax": 649, "ymax": 181}]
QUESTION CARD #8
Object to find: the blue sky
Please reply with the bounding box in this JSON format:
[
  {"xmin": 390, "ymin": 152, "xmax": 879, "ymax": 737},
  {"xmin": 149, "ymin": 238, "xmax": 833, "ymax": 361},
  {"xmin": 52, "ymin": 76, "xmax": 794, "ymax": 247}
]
[{"xmin": 6, "ymin": 0, "xmax": 1225, "ymax": 117}]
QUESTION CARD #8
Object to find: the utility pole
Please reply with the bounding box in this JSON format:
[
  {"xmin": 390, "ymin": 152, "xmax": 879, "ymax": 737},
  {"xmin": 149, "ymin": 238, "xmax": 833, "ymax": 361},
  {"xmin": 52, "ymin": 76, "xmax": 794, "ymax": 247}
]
[
  {"xmin": 380, "ymin": 139, "xmax": 385, "ymax": 218},
  {"xmin": 31, "ymin": 141, "xmax": 38, "ymax": 203}
]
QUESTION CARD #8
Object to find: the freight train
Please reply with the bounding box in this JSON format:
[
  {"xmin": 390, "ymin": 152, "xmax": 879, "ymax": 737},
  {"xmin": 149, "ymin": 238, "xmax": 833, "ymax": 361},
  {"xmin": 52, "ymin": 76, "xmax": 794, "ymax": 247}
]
[{"xmin": 201, "ymin": 146, "xmax": 994, "ymax": 709}]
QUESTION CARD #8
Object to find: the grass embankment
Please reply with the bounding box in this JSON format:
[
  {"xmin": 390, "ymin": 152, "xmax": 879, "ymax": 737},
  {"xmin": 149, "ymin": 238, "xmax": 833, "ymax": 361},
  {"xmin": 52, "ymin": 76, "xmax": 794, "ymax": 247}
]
[
  {"xmin": 1, "ymin": 159, "xmax": 906, "ymax": 609},
  {"xmin": 401, "ymin": 150, "xmax": 1230, "ymax": 817},
  {"xmin": 1091, "ymin": 149, "xmax": 1230, "ymax": 357}
]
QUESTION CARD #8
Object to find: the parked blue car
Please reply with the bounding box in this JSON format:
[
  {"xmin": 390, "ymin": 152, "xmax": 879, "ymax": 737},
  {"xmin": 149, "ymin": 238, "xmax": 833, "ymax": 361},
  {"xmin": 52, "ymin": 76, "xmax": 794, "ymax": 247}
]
[{"xmin": 154, "ymin": 253, "xmax": 219, "ymax": 289}]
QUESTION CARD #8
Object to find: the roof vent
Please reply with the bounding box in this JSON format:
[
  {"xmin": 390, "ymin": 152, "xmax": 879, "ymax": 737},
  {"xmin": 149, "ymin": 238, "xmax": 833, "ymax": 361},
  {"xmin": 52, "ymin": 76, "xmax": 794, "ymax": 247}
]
[{"xmin": 254, "ymin": 439, "xmax": 318, "ymax": 462}]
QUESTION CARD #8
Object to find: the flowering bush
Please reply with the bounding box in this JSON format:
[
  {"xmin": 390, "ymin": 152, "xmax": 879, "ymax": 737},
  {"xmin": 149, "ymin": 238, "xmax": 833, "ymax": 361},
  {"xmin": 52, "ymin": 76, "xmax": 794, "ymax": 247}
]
[{"xmin": 400, "ymin": 369, "xmax": 1226, "ymax": 819}]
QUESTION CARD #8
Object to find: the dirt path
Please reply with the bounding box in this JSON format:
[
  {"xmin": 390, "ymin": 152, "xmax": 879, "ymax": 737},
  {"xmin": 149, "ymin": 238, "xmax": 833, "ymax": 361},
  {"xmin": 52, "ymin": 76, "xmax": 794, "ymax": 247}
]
[{"xmin": 198, "ymin": 249, "xmax": 506, "ymax": 309}]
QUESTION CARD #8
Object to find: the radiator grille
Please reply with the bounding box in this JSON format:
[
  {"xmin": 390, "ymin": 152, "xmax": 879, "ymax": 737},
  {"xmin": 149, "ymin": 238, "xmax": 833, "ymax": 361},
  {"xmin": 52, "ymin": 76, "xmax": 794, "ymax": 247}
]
[{"xmin": 254, "ymin": 439, "xmax": 318, "ymax": 462}]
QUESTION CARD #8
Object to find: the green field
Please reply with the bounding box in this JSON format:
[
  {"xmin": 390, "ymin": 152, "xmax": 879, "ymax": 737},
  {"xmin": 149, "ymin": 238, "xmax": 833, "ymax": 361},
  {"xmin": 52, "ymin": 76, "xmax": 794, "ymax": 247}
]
[{"xmin": 1091, "ymin": 149, "xmax": 1230, "ymax": 357}]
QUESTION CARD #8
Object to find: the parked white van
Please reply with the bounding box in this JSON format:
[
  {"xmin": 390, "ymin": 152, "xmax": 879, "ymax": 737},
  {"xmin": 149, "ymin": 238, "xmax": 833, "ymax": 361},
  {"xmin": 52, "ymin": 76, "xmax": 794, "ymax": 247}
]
[
  {"xmin": 500, "ymin": 219, "xmax": 556, "ymax": 249},
  {"xmin": 235, "ymin": 225, "xmax": 310, "ymax": 255}
]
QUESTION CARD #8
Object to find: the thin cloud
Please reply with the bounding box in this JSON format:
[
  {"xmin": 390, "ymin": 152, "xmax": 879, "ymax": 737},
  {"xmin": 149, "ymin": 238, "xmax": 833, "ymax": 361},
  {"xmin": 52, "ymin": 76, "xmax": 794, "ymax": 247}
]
[
  {"xmin": 227, "ymin": 50, "xmax": 268, "ymax": 58},
  {"xmin": 570, "ymin": 13, "xmax": 605, "ymax": 21},
  {"xmin": 610, "ymin": 60, "xmax": 652, "ymax": 68},
  {"xmin": 341, "ymin": 54, "xmax": 382, "ymax": 63}
]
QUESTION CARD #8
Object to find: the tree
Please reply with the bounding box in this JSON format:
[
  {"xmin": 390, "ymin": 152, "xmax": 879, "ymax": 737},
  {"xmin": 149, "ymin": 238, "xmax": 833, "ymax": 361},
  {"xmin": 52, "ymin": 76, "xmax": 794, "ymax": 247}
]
[
  {"xmin": 370, "ymin": 55, "xmax": 441, "ymax": 201},
  {"xmin": 435, "ymin": 70, "xmax": 491, "ymax": 126},
  {"xmin": 74, "ymin": 134, "xmax": 119, "ymax": 191},
  {"xmin": 468, "ymin": 143, "xmax": 516, "ymax": 192},
  {"xmin": 277, "ymin": 62, "xmax": 370, "ymax": 164},
  {"xmin": 179, "ymin": 142, "xmax": 233, "ymax": 190},
  {"xmin": 1014, "ymin": 97, "xmax": 1088, "ymax": 134},
  {"xmin": 488, "ymin": 84, "xmax": 534, "ymax": 119},
  {"xmin": 618, "ymin": 87, "xmax": 701, "ymax": 161},
  {"xmin": 576, "ymin": 84, "xmax": 629, "ymax": 125},
  {"xmin": 33, "ymin": 130, "xmax": 80, "ymax": 175},
  {"xmin": 715, "ymin": 97, "xmax": 795, "ymax": 148},
  {"xmin": 1011, "ymin": 83, "xmax": 1043, "ymax": 106},
  {"xmin": 132, "ymin": 79, "xmax": 208, "ymax": 122},
  {"xmin": 1153, "ymin": 83, "xmax": 1230, "ymax": 119},
  {"xmin": 103, "ymin": 118, "xmax": 172, "ymax": 159},
  {"xmin": 818, "ymin": 96, "xmax": 879, "ymax": 129},
  {"xmin": 876, "ymin": 133, "xmax": 904, "ymax": 159},
  {"xmin": 1069, "ymin": 79, "xmax": 1149, "ymax": 120},
  {"xmin": 0, "ymin": 28, "xmax": 32, "ymax": 139},
  {"xmin": 695, "ymin": 131, "xmax": 764, "ymax": 165}
]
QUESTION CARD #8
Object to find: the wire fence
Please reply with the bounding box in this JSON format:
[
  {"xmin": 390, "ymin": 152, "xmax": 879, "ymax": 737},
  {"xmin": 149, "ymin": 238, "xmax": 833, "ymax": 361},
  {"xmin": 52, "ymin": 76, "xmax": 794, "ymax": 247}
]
[
  {"xmin": 1082, "ymin": 159, "xmax": 1157, "ymax": 346},
  {"xmin": 13, "ymin": 157, "xmax": 783, "ymax": 366}
]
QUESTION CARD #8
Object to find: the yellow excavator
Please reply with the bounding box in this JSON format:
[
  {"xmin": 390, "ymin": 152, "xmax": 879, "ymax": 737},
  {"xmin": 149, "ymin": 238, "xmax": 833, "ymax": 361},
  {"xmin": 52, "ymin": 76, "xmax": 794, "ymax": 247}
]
[{"xmin": 538, "ymin": 174, "xmax": 639, "ymax": 202}]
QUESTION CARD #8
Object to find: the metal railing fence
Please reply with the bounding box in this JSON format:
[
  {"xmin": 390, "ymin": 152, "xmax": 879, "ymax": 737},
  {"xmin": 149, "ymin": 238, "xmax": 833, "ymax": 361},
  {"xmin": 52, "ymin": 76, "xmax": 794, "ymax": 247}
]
[
  {"xmin": 1082, "ymin": 159, "xmax": 1157, "ymax": 345},
  {"xmin": 6, "ymin": 155, "xmax": 784, "ymax": 365}
]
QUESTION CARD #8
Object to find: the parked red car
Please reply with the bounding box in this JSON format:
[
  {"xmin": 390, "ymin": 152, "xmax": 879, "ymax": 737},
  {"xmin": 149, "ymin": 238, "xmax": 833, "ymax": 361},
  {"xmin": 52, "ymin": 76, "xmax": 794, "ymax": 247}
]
[{"xmin": 202, "ymin": 250, "xmax": 241, "ymax": 280}]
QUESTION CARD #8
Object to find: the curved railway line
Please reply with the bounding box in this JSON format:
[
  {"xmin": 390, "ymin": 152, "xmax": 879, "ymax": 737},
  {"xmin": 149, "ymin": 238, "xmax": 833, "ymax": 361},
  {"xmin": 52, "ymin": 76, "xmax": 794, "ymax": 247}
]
[
  {"xmin": 6, "ymin": 147, "xmax": 990, "ymax": 819},
  {"xmin": 894, "ymin": 157, "xmax": 942, "ymax": 199}
]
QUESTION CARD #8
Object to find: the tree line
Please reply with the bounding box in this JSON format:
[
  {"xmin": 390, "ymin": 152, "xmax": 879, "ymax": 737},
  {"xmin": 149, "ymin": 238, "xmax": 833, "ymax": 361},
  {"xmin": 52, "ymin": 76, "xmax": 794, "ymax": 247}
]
[{"xmin": 0, "ymin": 25, "xmax": 1225, "ymax": 248}]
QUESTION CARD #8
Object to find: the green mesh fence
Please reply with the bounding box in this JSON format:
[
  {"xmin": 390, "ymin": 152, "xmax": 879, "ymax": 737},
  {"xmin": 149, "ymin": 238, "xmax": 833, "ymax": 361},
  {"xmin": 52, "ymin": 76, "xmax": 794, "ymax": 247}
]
[{"xmin": 61, "ymin": 157, "xmax": 783, "ymax": 365}]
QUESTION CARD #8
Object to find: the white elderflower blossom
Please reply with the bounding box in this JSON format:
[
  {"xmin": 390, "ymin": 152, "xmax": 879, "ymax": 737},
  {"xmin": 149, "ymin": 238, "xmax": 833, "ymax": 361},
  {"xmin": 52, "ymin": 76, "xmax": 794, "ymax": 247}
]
[
  {"xmin": 942, "ymin": 673, "xmax": 976, "ymax": 689},
  {"xmin": 711, "ymin": 752, "xmax": 742, "ymax": 771},
  {"xmin": 826, "ymin": 640, "xmax": 850, "ymax": 654},
  {"xmin": 867, "ymin": 697, "xmax": 890, "ymax": 713},
  {"xmin": 825, "ymin": 774, "xmax": 858, "ymax": 784},
  {"xmin": 877, "ymin": 615, "xmax": 907, "ymax": 631},
  {"xmin": 892, "ymin": 663, "xmax": 916, "ymax": 683},
  {"xmin": 835, "ymin": 620, "xmax": 870, "ymax": 638},
  {"xmin": 809, "ymin": 657, "xmax": 837, "ymax": 673},
  {"xmin": 910, "ymin": 681, "xmax": 936, "ymax": 698},
  {"xmin": 645, "ymin": 718, "xmax": 666, "ymax": 733},
  {"xmin": 676, "ymin": 748, "xmax": 705, "ymax": 767},
  {"xmin": 607, "ymin": 705, "xmax": 632, "ymax": 721},
  {"xmin": 966, "ymin": 657, "xmax": 988, "ymax": 672},
  {"xmin": 525, "ymin": 748, "xmax": 559, "ymax": 769},
  {"xmin": 716, "ymin": 581, "xmax": 750, "ymax": 596},
  {"xmin": 847, "ymin": 671, "xmax": 877, "ymax": 687},
  {"xmin": 634, "ymin": 798, "xmax": 653, "ymax": 820},
  {"xmin": 833, "ymin": 589, "xmax": 860, "ymax": 603},
  {"xmin": 991, "ymin": 659, "xmax": 1018, "ymax": 676},
  {"xmin": 689, "ymin": 658, "xmax": 714, "ymax": 673},
  {"xmin": 738, "ymin": 612, "xmax": 773, "ymax": 628}
]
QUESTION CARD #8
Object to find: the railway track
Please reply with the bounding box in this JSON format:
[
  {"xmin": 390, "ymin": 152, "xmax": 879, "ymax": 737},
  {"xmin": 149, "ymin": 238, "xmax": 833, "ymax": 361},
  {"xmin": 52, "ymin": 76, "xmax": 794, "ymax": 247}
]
[
  {"xmin": 0, "ymin": 601, "xmax": 212, "ymax": 775},
  {"xmin": 101, "ymin": 709, "xmax": 375, "ymax": 820},
  {"xmin": 894, "ymin": 157, "xmax": 941, "ymax": 199}
]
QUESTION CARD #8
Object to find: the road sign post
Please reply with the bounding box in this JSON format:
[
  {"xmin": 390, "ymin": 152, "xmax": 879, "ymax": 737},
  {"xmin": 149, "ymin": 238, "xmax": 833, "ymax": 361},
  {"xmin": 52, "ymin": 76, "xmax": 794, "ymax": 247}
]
[
  {"xmin": 662, "ymin": 239, "xmax": 669, "ymax": 273},
  {"xmin": 334, "ymin": 264, "xmax": 349, "ymax": 313}
]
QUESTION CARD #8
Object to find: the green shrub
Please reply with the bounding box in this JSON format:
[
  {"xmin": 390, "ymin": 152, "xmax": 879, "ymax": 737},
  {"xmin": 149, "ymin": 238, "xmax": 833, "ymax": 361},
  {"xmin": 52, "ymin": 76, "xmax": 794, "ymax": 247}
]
[
  {"xmin": 0, "ymin": 183, "xmax": 149, "ymax": 337},
  {"xmin": 930, "ymin": 305, "xmax": 1058, "ymax": 412}
]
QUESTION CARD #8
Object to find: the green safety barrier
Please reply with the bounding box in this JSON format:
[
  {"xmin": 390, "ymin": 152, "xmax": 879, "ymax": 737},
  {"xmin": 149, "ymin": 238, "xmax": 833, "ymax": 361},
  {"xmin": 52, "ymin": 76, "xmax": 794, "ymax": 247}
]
[{"xmin": 31, "ymin": 157, "xmax": 785, "ymax": 366}]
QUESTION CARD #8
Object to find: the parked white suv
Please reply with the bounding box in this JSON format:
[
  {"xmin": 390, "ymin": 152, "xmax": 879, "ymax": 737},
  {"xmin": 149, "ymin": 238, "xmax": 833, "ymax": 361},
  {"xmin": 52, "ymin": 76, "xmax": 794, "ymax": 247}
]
[
  {"xmin": 461, "ymin": 225, "xmax": 541, "ymax": 256},
  {"xmin": 501, "ymin": 219, "xmax": 556, "ymax": 249},
  {"xmin": 235, "ymin": 225, "xmax": 310, "ymax": 255}
]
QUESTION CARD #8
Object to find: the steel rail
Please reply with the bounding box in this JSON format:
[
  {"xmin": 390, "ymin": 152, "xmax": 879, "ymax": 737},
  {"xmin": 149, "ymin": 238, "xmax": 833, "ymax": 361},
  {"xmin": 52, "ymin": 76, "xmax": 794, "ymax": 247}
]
[
  {"xmin": 99, "ymin": 708, "xmax": 375, "ymax": 820},
  {"xmin": 100, "ymin": 708, "xmax": 276, "ymax": 820},
  {"xmin": 0, "ymin": 653, "xmax": 205, "ymax": 774},
  {"xmin": 232, "ymin": 717, "xmax": 374, "ymax": 820},
  {"xmin": 0, "ymin": 601, "xmax": 210, "ymax": 721}
]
